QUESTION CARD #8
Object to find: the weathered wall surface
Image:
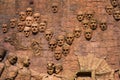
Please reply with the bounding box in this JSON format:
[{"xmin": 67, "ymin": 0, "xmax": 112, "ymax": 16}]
[{"xmin": 0, "ymin": 0, "xmax": 120, "ymax": 79}]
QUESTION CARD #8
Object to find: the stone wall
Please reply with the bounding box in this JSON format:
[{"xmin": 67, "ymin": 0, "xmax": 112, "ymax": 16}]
[{"xmin": 0, "ymin": 0, "xmax": 120, "ymax": 79}]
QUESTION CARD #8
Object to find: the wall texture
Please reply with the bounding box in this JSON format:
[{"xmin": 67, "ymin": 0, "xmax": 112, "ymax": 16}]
[{"xmin": 0, "ymin": 0, "xmax": 120, "ymax": 80}]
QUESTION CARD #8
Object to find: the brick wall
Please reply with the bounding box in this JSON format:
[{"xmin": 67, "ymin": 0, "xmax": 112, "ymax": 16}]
[{"xmin": 0, "ymin": 0, "xmax": 120, "ymax": 79}]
